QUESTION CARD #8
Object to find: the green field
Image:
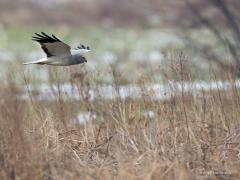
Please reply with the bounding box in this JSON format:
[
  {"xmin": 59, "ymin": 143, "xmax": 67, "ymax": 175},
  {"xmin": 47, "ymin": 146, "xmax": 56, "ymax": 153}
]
[{"xmin": 0, "ymin": 25, "xmax": 226, "ymax": 86}]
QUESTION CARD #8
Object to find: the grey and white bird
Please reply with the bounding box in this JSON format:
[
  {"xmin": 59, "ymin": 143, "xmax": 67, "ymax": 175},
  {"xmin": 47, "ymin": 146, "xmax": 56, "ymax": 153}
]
[{"xmin": 23, "ymin": 32, "xmax": 90, "ymax": 66}]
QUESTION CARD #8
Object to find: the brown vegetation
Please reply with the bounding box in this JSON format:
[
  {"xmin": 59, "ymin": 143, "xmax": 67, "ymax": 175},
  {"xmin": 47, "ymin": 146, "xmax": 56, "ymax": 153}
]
[{"xmin": 0, "ymin": 57, "xmax": 240, "ymax": 179}]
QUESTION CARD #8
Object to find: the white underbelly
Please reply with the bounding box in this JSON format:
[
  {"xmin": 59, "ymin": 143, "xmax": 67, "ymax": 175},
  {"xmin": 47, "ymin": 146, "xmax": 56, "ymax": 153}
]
[{"xmin": 45, "ymin": 56, "xmax": 69, "ymax": 66}]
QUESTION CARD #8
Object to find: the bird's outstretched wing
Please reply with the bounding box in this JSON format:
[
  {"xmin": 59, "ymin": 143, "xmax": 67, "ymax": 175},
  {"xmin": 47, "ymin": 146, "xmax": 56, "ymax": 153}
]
[
  {"xmin": 71, "ymin": 44, "xmax": 91, "ymax": 55},
  {"xmin": 32, "ymin": 32, "xmax": 71, "ymax": 57},
  {"xmin": 75, "ymin": 45, "xmax": 90, "ymax": 50}
]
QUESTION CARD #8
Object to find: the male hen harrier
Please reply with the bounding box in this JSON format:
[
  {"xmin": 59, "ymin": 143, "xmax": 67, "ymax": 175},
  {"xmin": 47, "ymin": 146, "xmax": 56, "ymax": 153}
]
[{"xmin": 23, "ymin": 32, "xmax": 90, "ymax": 66}]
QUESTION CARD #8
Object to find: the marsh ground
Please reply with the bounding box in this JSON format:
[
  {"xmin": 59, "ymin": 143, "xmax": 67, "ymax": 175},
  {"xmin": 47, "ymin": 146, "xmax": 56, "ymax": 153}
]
[{"xmin": 1, "ymin": 55, "xmax": 240, "ymax": 179}]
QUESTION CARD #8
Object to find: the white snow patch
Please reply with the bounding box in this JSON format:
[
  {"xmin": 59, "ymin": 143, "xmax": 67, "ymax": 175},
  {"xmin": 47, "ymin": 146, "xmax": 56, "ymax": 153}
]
[{"xmin": 73, "ymin": 111, "xmax": 97, "ymax": 124}]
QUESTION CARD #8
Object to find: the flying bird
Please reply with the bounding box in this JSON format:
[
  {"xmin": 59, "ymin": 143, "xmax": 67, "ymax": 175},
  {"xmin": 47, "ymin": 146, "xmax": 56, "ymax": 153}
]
[{"xmin": 23, "ymin": 32, "xmax": 90, "ymax": 66}]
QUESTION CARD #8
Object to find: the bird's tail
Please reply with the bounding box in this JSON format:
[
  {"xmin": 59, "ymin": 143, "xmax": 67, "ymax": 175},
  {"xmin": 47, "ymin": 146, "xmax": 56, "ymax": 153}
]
[
  {"xmin": 23, "ymin": 61, "xmax": 36, "ymax": 65},
  {"xmin": 23, "ymin": 58, "xmax": 47, "ymax": 65}
]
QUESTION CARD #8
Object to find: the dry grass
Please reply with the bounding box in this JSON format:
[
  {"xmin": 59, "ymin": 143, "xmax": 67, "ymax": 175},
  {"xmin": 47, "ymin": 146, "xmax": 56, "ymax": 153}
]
[{"xmin": 0, "ymin": 58, "xmax": 240, "ymax": 180}]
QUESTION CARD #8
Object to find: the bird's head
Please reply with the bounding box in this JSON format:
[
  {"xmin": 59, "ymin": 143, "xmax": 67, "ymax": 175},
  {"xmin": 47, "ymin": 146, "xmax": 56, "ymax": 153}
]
[
  {"xmin": 83, "ymin": 56, "xmax": 87, "ymax": 63},
  {"xmin": 77, "ymin": 55, "xmax": 87, "ymax": 63}
]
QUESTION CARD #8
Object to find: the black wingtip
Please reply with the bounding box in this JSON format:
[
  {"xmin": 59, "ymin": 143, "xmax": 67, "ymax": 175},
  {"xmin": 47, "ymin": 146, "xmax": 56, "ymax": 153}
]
[
  {"xmin": 52, "ymin": 34, "xmax": 60, "ymax": 41},
  {"xmin": 76, "ymin": 44, "xmax": 90, "ymax": 50},
  {"xmin": 32, "ymin": 32, "xmax": 61, "ymax": 43}
]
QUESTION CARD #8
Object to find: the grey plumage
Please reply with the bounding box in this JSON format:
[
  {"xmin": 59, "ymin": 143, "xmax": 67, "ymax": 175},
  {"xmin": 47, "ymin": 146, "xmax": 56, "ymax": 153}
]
[{"xmin": 23, "ymin": 32, "xmax": 90, "ymax": 66}]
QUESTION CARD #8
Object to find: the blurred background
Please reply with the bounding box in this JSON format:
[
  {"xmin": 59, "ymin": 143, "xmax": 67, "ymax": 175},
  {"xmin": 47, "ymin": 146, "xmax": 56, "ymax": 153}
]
[
  {"xmin": 1, "ymin": 1, "xmax": 240, "ymax": 179},
  {"xmin": 0, "ymin": 0, "xmax": 239, "ymax": 84}
]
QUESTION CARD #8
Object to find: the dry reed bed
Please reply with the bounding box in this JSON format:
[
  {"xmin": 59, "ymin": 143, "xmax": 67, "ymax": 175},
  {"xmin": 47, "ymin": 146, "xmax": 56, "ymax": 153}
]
[{"xmin": 0, "ymin": 66, "xmax": 240, "ymax": 180}]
